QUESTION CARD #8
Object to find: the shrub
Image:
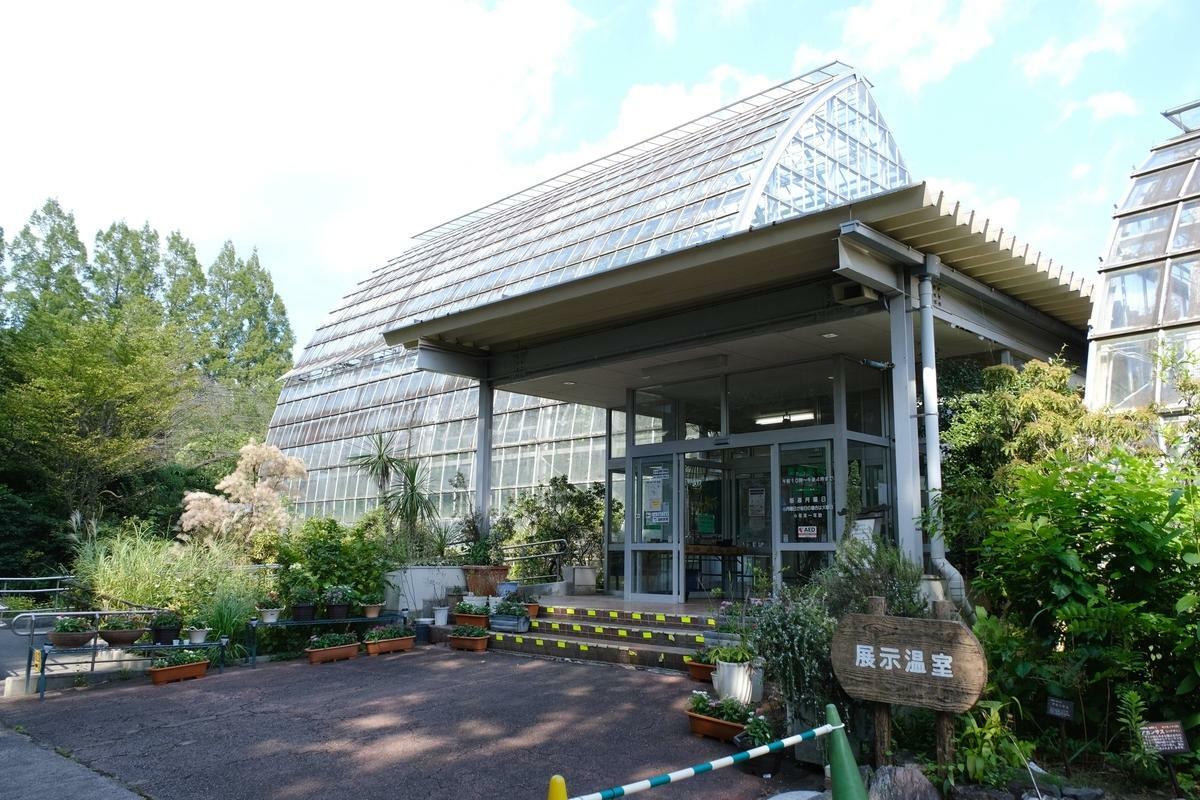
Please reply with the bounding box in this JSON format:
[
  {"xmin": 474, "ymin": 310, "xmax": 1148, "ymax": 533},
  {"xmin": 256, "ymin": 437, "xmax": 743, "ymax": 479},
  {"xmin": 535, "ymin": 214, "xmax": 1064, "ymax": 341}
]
[
  {"xmin": 277, "ymin": 517, "xmax": 393, "ymax": 601},
  {"xmin": 747, "ymin": 587, "xmax": 837, "ymax": 725},
  {"xmin": 812, "ymin": 536, "xmax": 928, "ymax": 619}
]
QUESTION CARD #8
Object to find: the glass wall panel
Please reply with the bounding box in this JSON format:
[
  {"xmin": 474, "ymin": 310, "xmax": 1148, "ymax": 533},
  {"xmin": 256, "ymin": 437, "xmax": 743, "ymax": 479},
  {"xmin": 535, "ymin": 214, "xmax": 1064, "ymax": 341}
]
[
  {"xmin": 1160, "ymin": 326, "xmax": 1200, "ymax": 406},
  {"xmin": 635, "ymin": 377, "xmax": 722, "ymax": 442},
  {"xmin": 1094, "ymin": 334, "xmax": 1156, "ymax": 409},
  {"xmin": 1164, "ymin": 256, "xmax": 1200, "ymax": 323},
  {"xmin": 729, "ymin": 360, "xmax": 834, "ymax": 433},
  {"xmin": 780, "ymin": 442, "xmax": 833, "ymax": 543},
  {"xmin": 610, "ymin": 408, "xmax": 626, "ymax": 458},
  {"xmin": 1099, "ymin": 263, "xmax": 1163, "ymax": 331},
  {"xmin": 780, "ymin": 551, "xmax": 832, "ymax": 585},
  {"xmin": 1173, "ymin": 199, "xmax": 1200, "ymax": 251},
  {"xmin": 633, "ymin": 551, "xmax": 673, "ymax": 595},
  {"xmin": 846, "ymin": 441, "xmax": 891, "ymax": 540},
  {"xmin": 844, "ymin": 361, "xmax": 885, "ymax": 435},
  {"xmin": 1123, "ymin": 163, "xmax": 1192, "ymax": 210},
  {"xmin": 1109, "ymin": 207, "xmax": 1176, "ymax": 264}
]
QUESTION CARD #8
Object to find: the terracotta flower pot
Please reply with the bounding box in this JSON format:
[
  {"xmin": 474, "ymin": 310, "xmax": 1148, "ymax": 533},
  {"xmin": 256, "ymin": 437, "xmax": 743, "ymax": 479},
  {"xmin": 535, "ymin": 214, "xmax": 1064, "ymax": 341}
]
[
  {"xmin": 453, "ymin": 612, "xmax": 488, "ymax": 628},
  {"xmin": 461, "ymin": 565, "xmax": 511, "ymax": 596},
  {"xmin": 305, "ymin": 643, "xmax": 359, "ymax": 664},
  {"xmin": 149, "ymin": 660, "xmax": 209, "ymax": 685},
  {"xmin": 365, "ymin": 636, "xmax": 415, "ymax": 655},
  {"xmin": 363, "ymin": 604, "xmax": 383, "ymax": 619},
  {"xmin": 686, "ymin": 711, "xmax": 745, "ymax": 742},
  {"xmin": 48, "ymin": 630, "xmax": 97, "ymax": 648},
  {"xmin": 524, "ymin": 603, "xmax": 540, "ymax": 618},
  {"xmin": 449, "ymin": 634, "xmax": 489, "ymax": 652},
  {"xmin": 99, "ymin": 628, "xmax": 146, "ymax": 647},
  {"xmin": 687, "ymin": 661, "xmax": 716, "ymax": 683}
]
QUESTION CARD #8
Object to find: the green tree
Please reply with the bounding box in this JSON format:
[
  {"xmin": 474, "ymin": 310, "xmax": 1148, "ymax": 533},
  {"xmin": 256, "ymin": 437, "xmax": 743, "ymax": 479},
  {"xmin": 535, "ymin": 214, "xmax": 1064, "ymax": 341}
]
[
  {"xmin": 162, "ymin": 231, "xmax": 210, "ymax": 335},
  {"xmin": 86, "ymin": 221, "xmax": 163, "ymax": 315},
  {"xmin": 205, "ymin": 242, "xmax": 294, "ymax": 387},
  {"xmin": 4, "ymin": 198, "xmax": 87, "ymax": 321}
]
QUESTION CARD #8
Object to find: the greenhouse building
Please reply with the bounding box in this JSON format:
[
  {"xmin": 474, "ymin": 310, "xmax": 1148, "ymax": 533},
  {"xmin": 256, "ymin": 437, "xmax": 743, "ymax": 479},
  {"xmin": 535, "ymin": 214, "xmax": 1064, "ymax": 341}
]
[{"xmin": 267, "ymin": 63, "xmax": 1093, "ymax": 603}]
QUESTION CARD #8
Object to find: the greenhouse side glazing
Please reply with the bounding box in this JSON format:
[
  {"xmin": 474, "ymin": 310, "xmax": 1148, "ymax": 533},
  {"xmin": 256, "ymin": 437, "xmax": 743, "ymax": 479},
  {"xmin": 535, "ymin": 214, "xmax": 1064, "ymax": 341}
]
[
  {"xmin": 1087, "ymin": 108, "xmax": 1200, "ymax": 411},
  {"xmin": 267, "ymin": 63, "xmax": 912, "ymax": 521}
]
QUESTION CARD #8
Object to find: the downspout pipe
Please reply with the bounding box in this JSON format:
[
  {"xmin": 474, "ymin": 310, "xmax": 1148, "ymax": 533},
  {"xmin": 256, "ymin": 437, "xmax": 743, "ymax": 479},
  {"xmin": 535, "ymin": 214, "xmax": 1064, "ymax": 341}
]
[{"xmin": 917, "ymin": 255, "xmax": 973, "ymax": 623}]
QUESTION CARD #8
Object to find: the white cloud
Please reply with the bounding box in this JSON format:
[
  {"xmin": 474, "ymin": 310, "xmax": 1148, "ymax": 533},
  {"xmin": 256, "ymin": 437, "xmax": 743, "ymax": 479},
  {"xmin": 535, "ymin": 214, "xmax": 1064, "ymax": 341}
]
[
  {"xmin": 1061, "ymin": 91, "xmax": 1139, "ymax": 121},
  {"xmin": 793, "ymin": 0, "xmax": 1006, "ymax": 93},
  {"xmin": 1070, "ymin": 163, "xmax": 1093, "ymax": 180},
  {"xmin": 0, "ymin": 0, "xmax": 593, "ymax": 354},
  {"xmin": 927, "ymin": 177, "xmax": 1022, "ymax": 231},
  {"xmin": 718, "ymin": 0, "xmax": 756, "ymax": 17},
  {"xmin": 1017, "ymin": 0, "xmax": 1147, "ymax": 85},
  {"xmin": 651, "ymin": 0, "xmax": 678, "ymax": 43}
]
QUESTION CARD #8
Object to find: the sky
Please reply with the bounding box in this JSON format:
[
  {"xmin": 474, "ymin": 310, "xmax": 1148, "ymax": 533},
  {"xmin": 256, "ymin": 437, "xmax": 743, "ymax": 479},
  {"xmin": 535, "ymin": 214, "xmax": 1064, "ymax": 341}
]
[{"xmin": 2, "ymin": 0, "xmax": 1198, "ymax": 360}]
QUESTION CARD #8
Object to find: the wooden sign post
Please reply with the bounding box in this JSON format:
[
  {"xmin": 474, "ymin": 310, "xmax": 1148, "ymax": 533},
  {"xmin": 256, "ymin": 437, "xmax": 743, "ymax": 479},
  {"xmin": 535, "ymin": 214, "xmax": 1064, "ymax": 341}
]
[
  {"xmin": 1140, "ymin": 721, "xmax": 1189, "ymax": 798},
  {"xmin": 831, "ymin": 597, "xmax": 987, "ymax": 774}
]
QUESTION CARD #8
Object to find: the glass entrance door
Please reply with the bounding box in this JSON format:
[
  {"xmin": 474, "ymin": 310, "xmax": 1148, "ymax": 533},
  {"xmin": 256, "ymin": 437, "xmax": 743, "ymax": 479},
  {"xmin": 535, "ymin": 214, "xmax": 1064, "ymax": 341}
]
[
  {"xmin": 776, "ymin": 440, "xmax": 835, "ymax": 586},
  {"xmin": 629, "ymin": 456, "xmax": 679, "ymax": 599}
]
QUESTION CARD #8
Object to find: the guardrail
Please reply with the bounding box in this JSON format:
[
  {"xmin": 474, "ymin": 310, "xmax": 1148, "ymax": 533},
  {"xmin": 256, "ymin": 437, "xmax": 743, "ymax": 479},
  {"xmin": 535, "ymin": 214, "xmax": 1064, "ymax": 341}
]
[
  {"xmin": 547, "ymin": 704, "xmax": 868, "ymax": 800},
  {"xmin": 0, "ymin": 575, "xmax": 75, "ymax": 625},
  {"xmin": 500, "ymin": 538, "xmax": 567, "ymax": 584}
]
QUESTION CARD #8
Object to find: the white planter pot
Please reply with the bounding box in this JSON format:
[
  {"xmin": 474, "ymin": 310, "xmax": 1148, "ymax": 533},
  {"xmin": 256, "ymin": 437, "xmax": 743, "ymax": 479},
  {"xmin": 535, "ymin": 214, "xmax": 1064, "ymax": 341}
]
[
  {"xmin": 258, "ymin": 608, "xmax": 281, "ymax": 624},
  {"xmin": 433, "ymin": 607, "xmax": 449, "ymax": 626},
  {"xmin": 714, "ymin": 659, "xmax": 753, "ymax": 704},
  {"xmin": 188, "ymin": 629, "xmax": 209, "ymax": 644}
]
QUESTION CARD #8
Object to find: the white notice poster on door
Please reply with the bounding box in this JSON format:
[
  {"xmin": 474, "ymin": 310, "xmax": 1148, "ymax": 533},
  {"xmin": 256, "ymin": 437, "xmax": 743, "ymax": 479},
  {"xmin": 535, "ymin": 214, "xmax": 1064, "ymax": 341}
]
[
  {"xmin": 645, "ymin": 478, "xmax": 663, "ymax": 512},
  {"xmin": 748, "ymin": 487, "xmax": 765, "ymax": 518}
]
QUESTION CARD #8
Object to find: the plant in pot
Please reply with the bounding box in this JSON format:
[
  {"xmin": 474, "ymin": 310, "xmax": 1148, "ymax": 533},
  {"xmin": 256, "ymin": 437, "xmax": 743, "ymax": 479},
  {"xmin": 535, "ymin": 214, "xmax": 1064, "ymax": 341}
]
[
  {"xmin": 448, "ymin": 624, "xmax": 489, "ymax": 652},
  {"xmin": 363, "ymin": 624, "xmax": 416, "ymax": 655},
  {"xmin": 305, "ymin": 632, "xmax": 359, "ymax": 664},
  {"xmin": 257, "ymin": 589, "xmax": 284, "ymax": 624},
  {"xmin": 712, "ymin": 643, "xmax": 755, "ymax": 704},
  {"xmin": 686, "ymin": 690, "xmax": 750, "ymax": 742},
  {"xmin": 460, "ymin": 538, "xmax": 510, "ymax": 596},
  {"xmin": 489, "ymin": 595, "xmax": 531, "ymax": 633},
  {"xmin": 150, "ymin": 610, "xmax": 183, "ymax": 645},
  {"xmin": 686, "ymin": 647, "xmax": 717, "ymax": 683},
  {"xmin": 322, "ymin": 585, "xmax": 355, "ymax": 619},
  {"xmin": 148, "ymin": 649, "xmax": 211, "ymax": 685},
  {"xmin": 48, "ymin": 616, "xmax": 97, "ymax": 648},
  {"xmin": 186, "ymin": 618, "xmax": 210, "ymax": 644},
  {"xmin": 288, "ymin": 585, "xmax": 318, "ymax": 621},
  {"xmin": 522, "ymin": 593, "xmax": 541, "ymax": 619},
  {"xmin": 452, "ymin": 601, "xmax": 489, "ymax": 628},
  {"xmin": 98, "ymin": 615, "xmax": 147, "ymax": 647},
  {"xmin": 359, "ymin": 589, "xmax": 385, "ymax": 619},
  {"xmin": 732, "ymin": 714, "xmax": 783, "ymax": 778}
]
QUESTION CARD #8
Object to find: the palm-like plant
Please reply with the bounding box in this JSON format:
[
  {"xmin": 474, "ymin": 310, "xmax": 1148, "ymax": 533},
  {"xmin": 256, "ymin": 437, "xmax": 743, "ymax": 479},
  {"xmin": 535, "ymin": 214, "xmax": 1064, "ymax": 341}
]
[
  {"xmin": 387, "ymin": 459, "xmax": 438, "ymax": 551},
  {"xmin": 345, "ymin": 433, "xmax": 407, "ymax": 540}
]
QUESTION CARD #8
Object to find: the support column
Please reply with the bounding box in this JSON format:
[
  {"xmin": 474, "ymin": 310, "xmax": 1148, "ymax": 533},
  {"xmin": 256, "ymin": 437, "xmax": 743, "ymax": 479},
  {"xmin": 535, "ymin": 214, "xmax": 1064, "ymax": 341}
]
[
  {"xmin": 475, "ymin": 380, "xmax": 493, "ymax": 538},
  {"xmin": 888, "ymin": 276, "xmax": 922, "ymax": 565}
]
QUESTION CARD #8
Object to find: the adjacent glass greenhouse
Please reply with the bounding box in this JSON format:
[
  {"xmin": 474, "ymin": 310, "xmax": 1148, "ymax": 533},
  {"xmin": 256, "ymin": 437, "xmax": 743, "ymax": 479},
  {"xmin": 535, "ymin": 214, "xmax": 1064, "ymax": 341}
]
[{"xmin": 1086, "ymin": 100, "xmax": 1200, "ymax": 410}]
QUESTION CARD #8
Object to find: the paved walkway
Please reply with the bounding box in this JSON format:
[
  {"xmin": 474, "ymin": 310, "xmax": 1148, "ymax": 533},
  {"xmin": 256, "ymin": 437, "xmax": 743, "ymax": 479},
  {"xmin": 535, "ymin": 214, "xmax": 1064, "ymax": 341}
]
[
  {"xmin": 0, "ymin": 726, "xmax": 140, "ymax": 799},
  {"xmin": 0, "ymin": 647, "xmax": 821, "ymax": 800}
]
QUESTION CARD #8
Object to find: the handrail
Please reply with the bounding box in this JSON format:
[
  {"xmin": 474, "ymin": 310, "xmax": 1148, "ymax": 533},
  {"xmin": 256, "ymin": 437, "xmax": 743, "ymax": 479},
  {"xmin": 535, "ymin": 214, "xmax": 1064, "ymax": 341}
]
[{"xmin": 499, "ymin": 538, "xmax": 567, "ymax": 584}]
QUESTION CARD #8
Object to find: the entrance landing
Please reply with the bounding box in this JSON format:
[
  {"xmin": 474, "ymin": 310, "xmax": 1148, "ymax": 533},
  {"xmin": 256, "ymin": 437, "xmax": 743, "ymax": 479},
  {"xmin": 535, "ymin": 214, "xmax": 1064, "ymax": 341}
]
[{"xmin": 547, "ymin": 594, "xmax": 718, "ymax": 616}]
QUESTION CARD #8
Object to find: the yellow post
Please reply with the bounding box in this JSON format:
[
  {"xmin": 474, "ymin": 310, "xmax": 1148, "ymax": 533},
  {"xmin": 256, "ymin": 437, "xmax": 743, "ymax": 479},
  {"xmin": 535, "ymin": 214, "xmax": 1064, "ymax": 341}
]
[{"xmin": 547, "ymin": 774, "xmax": 568, "ymax": 800}]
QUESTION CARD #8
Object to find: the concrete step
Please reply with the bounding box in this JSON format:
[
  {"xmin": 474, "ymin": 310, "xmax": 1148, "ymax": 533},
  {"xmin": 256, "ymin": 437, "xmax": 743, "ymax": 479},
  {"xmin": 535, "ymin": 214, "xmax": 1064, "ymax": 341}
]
[
  {"xmin": 538, "ymin": 603, "xmax": 720, "ymax": 631},
  {"xmin": 487, "ymin": 629, "xmax": 698, "ymax": 672},
  {"xmin": 527, "ymin": 617, "xmax": 712, "ymax": 649}
]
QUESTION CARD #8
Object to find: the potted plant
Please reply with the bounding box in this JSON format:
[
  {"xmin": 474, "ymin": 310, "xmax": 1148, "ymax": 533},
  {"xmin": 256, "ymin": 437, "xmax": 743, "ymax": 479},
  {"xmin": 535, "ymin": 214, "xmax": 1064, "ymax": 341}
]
[
  {"xmin": 186, "ymin": 619, "xmax": 210, "ymax": 644},
  {"xmin": 460, "ymin": 533, "xmax": 510, "ymax": 596},
  {"xmin": 289, "ymin": 586, "xmax": 318, "ymax": 621},
  {"xmin": 523, "ymin": 594, "xmax": 541, "ymax": 619},
  {"xmin": 359, "ymin": 589, "xmax": 385, "ymax": 619},
  {"xmin": 686, "ymin": 690, "xmax": 749, "ymax": 742},
  {"xmin": 363, "ymin": 624, "xmax": 416, "ymax": 655},
  {"xmin": 712, "ymin": 643, "xmax": 755, "ymax": 704},
  {"xmin": 150, "ymin": 611, "xmax": 183, "ymax": 645},
  {"xmin": 448, "ymin": 624, "xmax": 489, "ymax": 652},
  {"xmin": 48, "ymin": 616, "xmax": 97, "ymax": 648},
  {"xmin": 98, "ymin": 616, "xmax": 146, "ymax": 647},
  {"xmin": 257, "ymin": 589, "xmax": 283, "ymax": 624},
  {"xmin": 322, "ymin": 585, "xmax": 355, "ymax": 619},
  {"xmin": 452, "ymin": 601, "xmax": 489, "ymax": 628},
  {"xmin": 148, "ymin": 649, "xmax": 210, "ymax": 685},
  {"xmin": 732, "ymin": 715, "xmax": 783, "ymax": 778},
  {"xmin": 489, "ymin": 596, "xmax": 530, "ymax": 633},
  {"xmin": 686, "ymin": 647, "xmax": 717, "ymax": 683},
  {"xmin": 305, "ymin": 632, "xmax": 359, "ymax": 664}
]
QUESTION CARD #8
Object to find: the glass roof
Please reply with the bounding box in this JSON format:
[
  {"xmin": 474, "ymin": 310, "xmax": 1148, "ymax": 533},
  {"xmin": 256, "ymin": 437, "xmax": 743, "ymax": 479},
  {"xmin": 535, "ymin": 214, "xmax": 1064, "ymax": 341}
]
[{"xmin": 288, "ymin": 62, "xmax": 911, "ymax": 378}]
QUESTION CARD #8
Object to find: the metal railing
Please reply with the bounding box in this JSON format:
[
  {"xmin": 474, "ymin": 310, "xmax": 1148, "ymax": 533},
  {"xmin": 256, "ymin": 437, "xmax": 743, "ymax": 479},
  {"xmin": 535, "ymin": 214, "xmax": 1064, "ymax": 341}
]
[
  {"xmin": 499, "ymin": 538, "xmax": 567, "ymax": 584},
  {"xmin": 0, "ymin": 575, "xmax": 75, "ymax": 625}
]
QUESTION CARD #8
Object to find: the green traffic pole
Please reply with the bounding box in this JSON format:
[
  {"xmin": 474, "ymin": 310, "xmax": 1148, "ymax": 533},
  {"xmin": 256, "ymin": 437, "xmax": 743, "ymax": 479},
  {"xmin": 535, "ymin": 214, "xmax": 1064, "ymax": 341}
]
[{"xmin": 827, "ymin": 703, "xmax": 869, "ymax": 800}]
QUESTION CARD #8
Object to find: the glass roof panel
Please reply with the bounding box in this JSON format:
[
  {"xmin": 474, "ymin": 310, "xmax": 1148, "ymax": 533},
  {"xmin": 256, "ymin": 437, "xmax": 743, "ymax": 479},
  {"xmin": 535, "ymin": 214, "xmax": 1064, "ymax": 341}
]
[
  {"xmin": 1140, "ymin": 138, "xmax": 1200, "ymax": 172},
  {"xmin": 1122, "ymin": 162, "xmax": 1192, "ymax": 211}
]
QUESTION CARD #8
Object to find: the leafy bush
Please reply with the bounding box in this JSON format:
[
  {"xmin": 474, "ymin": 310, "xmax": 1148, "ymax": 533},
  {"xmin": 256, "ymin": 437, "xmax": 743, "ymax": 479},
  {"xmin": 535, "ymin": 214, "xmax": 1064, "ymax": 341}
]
[
  {"xmin": 747, "ymin": 587, "xmax": 837, "ymax": 723},
  {"xmin": 812, "ymin": 536, "xmax": 928, "ymax": 619},
  {"xmin": 500, "ymin": 475, "xmax": 605, "ymax": 571},
  {"xmin": 151, "ymin": 649, "xmax": 209, "ymax": 668},
  {"xmin": 307, "ymin": 633, "xmax": 357, "ymax": 649},
  {"xmin": 450, "ymin": 625, "xmax": 488, "ymax": 637},
  {"xmin": 321, "ymin": 585, "xmax": 355, "ymax": 605},
  {"xmin": 100, "ymin": 615, "xmax": 145, "ymax": 630},
  {"xmin": 277, "ymin": 517, "xmax": 393, "ymax": 603},
  {"xmin": 951, "ymin": 700, "xmax": 1035, "ymax": 788},
  {"xmin": 150, "ymin": 611, "xmax": 182, "ymax": 629},
  {"xmin": 364, "ymin": 625, "xmax": 414, "ymax": 641},
  {"xmin": 53, "ymin": 616, "xmax": 94, "ymax": 632}
]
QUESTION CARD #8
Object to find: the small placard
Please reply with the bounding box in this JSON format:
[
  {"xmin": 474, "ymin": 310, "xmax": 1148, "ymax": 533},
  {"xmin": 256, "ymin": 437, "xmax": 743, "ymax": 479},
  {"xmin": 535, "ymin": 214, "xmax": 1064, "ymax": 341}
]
[
  {"xmin": 1141, "ymin": 721, "xmax": 1189, "ymax": 755},
  {"xmin": 1046, "ymin": 696, "xmax": 1074, "ymax": 720}
]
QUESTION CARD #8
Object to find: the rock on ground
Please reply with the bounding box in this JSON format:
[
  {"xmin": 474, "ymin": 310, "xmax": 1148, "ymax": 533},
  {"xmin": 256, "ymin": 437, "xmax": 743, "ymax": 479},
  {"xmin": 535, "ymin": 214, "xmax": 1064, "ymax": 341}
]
[{"xmin": 868, "ymin": 764, "xmax": 940, "ymax": 800}]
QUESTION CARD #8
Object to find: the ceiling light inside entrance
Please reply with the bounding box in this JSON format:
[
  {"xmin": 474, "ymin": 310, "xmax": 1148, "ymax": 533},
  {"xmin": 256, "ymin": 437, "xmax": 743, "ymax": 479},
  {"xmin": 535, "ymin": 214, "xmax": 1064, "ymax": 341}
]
[{"xmin": 755, "ymin": 410, "xmax": 815, "ymax": 425}]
